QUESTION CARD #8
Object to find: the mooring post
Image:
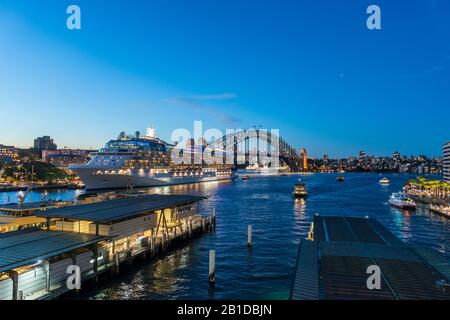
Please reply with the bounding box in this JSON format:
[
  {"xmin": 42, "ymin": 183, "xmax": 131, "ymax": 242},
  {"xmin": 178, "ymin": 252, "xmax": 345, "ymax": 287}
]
[
  {"xmin": 202, "ymin": 217, "xmax": 206, "ymax": 232},
  {"xmin": 248, "ymin": 224, "xmax": 252, "ymax": 248},
  {"xmin": 209, "ymin": 250, "xmax": 215, "ymax": 286}
]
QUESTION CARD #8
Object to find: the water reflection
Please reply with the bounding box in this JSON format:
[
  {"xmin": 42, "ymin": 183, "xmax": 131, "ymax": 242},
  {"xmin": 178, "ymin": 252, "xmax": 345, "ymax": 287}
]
[
  {"xmin": 90, "ymin": 247, "xmax": 192, "ymax": 300},
  {"xmin": 293, "ymin": 198, "xmax": 306, "ymax": 216},
  {"xmin": 2, "ymin": 173, "xmax": 449, "ymax": 300}
]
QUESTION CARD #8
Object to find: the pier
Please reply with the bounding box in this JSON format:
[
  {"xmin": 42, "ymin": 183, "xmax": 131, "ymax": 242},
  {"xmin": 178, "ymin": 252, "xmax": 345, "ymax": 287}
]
[
  {"xmin": 0, "ymin": 202, "xmax": 63, "ymax": 233},
  {"xmin": 0, "ymin": 194, "xmax": 215, "ymax": 300},
  {"xmin": 291, "ymin": 215, "xmax": 450, "ymax": 300}
]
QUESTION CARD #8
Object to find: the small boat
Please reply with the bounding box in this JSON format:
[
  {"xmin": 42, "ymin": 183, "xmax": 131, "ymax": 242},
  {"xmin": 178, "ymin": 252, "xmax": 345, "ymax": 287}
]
[
  {"xmin": 293, "ymin": 181, "xmax": 308, "ymax": 198},
  {"xmin": 388, "ymin": 192, "xmax": 417, "ymax": 210},
  {"xmin": 337, "ymin": 176, "xmax": 345, "ymax": 182},
  {"xmin": 379, "ymin": 177, "xmax": 390, "ymax": 185},
  {"xmin": 242, "ymin": 175, "xmax": 250, "ymax": 181},
  {"xmin": 430, "ymin": 204, "xmax": 450, "ymax": 217}
]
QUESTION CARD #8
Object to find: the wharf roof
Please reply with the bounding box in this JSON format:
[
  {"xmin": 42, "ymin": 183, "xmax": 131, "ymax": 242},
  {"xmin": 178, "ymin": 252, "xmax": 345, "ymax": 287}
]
[
  {"xmin": 0, "ymin": 215, "xmax": 47, "ymax": 226},
  {"xmin": 36, "ymin": 194, "xmax": 205, "ymax": 224},
  {"xmin": 291, "ymin": 215, "xmax": 450, "ymax": 300},
  {"xmin": 312, "ymin": 215, "xmax": 404, "ymax": 246},
  {"xmin": 0, "ymin": 201, "xmax": 61, "ymax": 213},
  {"xmin": 0, "ymin": 229, "xmax": 107, "ymax": 273}
]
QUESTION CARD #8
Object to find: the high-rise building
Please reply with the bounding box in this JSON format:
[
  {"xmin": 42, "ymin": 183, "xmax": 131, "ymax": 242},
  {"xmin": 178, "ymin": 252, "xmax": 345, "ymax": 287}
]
[
  {"xmin": 444, "ymin": 142, "xmax": 450, "ymax": 183},
  {"xmin": 34, "ymin": 136, "xmax": 57, "ymax": 154}
]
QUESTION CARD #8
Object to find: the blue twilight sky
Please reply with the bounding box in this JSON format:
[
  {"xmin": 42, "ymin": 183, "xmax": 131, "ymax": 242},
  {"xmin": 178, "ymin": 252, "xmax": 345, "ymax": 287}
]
[{"xmin": 0, "ymin": 0, "xmax": 449, "ymax": 157}]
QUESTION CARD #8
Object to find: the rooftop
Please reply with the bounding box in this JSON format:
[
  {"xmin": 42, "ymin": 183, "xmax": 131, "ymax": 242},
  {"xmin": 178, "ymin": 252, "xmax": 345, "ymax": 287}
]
[
  {"xmin": 0, "ymin": 215, "xmax": 47, "ymax": 226},
  {"xmin": 0, "ymin": 228, "xmax": 108, "ymax": 273},
  {"xmin": 36, "ymin": 194, "xmax": 205, "ymax": 224},
  {"xmin": 0, "ymin": 202, "xmax": 61, "ymax": 214},
  {"xmin": 291, "ymin": 215, "xmax": 450, "ymax": 300}
]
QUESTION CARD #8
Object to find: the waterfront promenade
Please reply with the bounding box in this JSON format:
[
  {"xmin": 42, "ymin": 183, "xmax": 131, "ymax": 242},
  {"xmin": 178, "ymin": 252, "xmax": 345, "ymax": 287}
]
[{"xmin": 405, "ymin": 180, "xmax": 450, "ymax": 205}]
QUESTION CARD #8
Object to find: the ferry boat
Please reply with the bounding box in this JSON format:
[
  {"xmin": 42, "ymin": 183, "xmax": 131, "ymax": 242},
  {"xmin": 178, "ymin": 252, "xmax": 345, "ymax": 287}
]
[
  {"xmin": 379, "ymin": 177, "xmax": 390, "ymax": 185},
  {"xmin": 388, "ymin": 192, "xmax": 417, "ymax": 210},
  {"xmin": 70, "ymin": 128, "xmax": 236, "ymax": 190},
  {"xmin": 293, "ymin": 181, "xmax": 308, "ymax": 198},
  {"xmin": 337, "ymin": 176, "xmax": 345, "ymax": 182}
]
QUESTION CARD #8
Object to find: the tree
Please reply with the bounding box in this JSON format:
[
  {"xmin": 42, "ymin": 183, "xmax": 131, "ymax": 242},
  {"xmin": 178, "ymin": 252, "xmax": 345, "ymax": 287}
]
[{"xmin": 1, "ymin": 161, "xmax": 71, "ymax": 184}]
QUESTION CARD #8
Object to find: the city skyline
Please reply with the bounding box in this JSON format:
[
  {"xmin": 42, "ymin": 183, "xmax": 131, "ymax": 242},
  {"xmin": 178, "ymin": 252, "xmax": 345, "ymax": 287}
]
[
  {"xmin": 0, "ymin": 0, "xmax": 449, "ymax": 157},
  {"xmin": 1, "ymin": 133, "xmax": 447, "ymax": 160}
]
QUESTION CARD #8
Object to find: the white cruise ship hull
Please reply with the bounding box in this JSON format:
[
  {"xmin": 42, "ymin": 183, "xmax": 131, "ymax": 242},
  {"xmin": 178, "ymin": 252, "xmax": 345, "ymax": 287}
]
[{"xmin": 70, "ymin": 166, "xmax": 236, "ymax": 190}]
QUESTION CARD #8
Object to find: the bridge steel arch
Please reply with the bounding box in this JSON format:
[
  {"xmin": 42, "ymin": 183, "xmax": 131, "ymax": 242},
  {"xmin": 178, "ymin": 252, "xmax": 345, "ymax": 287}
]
[{"xmin": 208, "ymin": 129, "xmax": 300, "ymax": 171}]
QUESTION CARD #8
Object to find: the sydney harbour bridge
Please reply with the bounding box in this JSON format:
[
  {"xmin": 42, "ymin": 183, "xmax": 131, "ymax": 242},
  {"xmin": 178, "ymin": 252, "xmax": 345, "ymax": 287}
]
[{"xmin": 206, "ymin": 128, "xmax": 308, "ymax": 172}]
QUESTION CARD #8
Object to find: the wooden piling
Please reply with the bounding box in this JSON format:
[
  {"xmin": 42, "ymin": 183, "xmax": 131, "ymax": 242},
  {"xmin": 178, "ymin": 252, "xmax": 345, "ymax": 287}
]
[
  {"xmin": 209, "ymin": 250, "xmax": 215, "ymax": 286},
  {"xmin": 248, "ymin": 225, "xmax": 252, "ymax": 247}
]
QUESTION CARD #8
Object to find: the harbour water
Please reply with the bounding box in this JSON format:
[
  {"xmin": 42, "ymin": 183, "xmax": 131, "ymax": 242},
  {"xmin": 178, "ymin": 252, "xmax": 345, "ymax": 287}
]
[{"xmin": 1, "ymin": 173, "xmax": 449, "ymax": 300}]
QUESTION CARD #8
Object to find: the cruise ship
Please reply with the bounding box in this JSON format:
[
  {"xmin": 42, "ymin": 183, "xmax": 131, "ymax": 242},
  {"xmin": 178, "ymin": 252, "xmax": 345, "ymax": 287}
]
[{"xmin": 70, "ymin": 128, "xmax": 236, "ymax": 190}]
